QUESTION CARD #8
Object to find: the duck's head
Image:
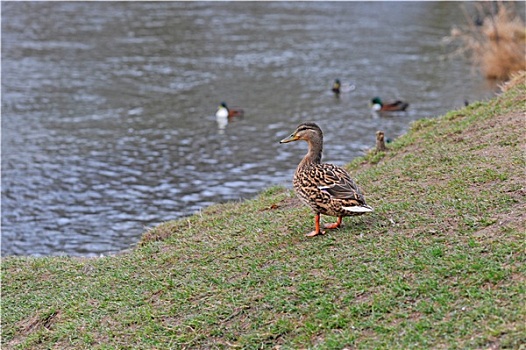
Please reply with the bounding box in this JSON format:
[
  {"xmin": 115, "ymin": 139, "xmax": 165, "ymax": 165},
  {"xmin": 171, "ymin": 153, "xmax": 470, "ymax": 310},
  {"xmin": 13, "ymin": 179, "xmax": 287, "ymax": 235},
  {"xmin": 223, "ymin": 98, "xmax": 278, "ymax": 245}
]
[
  {"xmin": 280, "ymin": 122, "xmax": 323, "ymax": 144},
  {"xmin": 332, "ymin": 79, "xmax": 341, "ymax": 93},
  {"xmin": 371, "ymin": 97, "xmax": 383, "ymax": 111},
  {"xmin": 371, "ymin": 97, "xmax": 383, "ymax": 106},
  {"xmin": 219, "ymin": 102, "xmax": 228, "ymax": 109}
]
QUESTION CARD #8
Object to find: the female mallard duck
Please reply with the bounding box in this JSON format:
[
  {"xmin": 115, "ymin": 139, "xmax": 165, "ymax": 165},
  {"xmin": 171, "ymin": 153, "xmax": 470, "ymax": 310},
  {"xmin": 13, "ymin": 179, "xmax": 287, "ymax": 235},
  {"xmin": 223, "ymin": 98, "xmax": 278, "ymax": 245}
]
[
  {"xmin": 216, "ymin": 102, "xmax": 244, "ymax": 118},
  {"xmin": 371, "ymin": 97, "xmax": 409, "ymax": 112},
  {"xmin": 280, "ymin": 122, "xmax": 373, "ymax": 237},
  {"xmin": 375, "ymin": 130, "xmax": 388, "ymax": 152}
]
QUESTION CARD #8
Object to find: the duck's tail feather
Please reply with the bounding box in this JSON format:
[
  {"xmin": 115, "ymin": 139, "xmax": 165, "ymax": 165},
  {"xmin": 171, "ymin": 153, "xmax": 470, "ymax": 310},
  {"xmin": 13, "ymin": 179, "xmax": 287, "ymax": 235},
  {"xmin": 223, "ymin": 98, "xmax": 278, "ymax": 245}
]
[{"xmin": 342, "ymin": 205, "xmax": 373, "ymax": 213}]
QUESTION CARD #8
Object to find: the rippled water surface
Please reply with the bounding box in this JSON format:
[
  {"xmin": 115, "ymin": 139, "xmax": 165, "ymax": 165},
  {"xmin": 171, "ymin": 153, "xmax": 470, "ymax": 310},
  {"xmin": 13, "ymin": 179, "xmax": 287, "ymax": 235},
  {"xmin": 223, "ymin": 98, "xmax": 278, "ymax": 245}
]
[{"xmin": 2, "ymin": 2, "xmax": 498, "ymax": 256}]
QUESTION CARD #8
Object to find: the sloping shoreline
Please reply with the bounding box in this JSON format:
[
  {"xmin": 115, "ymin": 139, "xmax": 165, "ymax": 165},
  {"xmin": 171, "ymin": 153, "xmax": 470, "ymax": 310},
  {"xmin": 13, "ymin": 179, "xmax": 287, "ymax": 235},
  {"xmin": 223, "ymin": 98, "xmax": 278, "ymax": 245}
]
[{"xmin": 3, "ymin": 76, "xmax": 525, "ymax": 349}]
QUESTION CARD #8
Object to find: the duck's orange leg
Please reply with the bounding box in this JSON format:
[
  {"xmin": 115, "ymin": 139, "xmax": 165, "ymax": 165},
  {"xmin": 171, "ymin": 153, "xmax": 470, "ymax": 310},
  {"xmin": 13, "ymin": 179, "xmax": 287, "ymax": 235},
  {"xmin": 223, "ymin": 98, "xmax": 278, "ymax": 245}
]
[
  {"xmin": 306, "ymin": 213, "xmax": 325, "ymax": 237},
  {"xmin": 324, "ymin": 216, "xmax": 343, "ymax": 230}
]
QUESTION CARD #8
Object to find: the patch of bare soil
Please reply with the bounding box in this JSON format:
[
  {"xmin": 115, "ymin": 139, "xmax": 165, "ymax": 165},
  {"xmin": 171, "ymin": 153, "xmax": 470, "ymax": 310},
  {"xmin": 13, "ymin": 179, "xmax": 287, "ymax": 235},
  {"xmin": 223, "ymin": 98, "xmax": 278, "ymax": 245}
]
[
  {"xmin": 458, "ymin": 111, "xmax": 525, "ymax": 239},
  {"xmin": 7, "ymin": 310, "xmax": 61, "ymax": 349},
  {"xmin": 370, "ymin": 109, "xmax": 525, "ymax": 240},
  {"xmin": 473, "ymin": 201, "xmax": 525, "ymax": 238},
  {"xmin": 263, "ymin": 196, "xmax": 303, "ymax": 211}
]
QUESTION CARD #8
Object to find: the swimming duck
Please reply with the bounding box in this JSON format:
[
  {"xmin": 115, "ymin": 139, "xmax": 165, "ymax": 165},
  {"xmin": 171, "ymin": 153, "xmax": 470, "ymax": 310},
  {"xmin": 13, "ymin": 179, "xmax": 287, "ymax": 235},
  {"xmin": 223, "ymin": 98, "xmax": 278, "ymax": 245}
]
[
  {"xmin": 280, "ymin": 122, "xmax": 373, "ymax": 237},
  {"xmin": 332, "ymin": 79, "xmax": 341, "ymax": 95},
  {"xmin": 371, "ymin": 97, "xmax": 409, "ymax": 112},
  {"xmin": 216, "ymin": 102, "xmax": 244, "ymax": 118},
  {"xmin": 332, "ymin": 79, "xmax": 356, "ymax": 95}
]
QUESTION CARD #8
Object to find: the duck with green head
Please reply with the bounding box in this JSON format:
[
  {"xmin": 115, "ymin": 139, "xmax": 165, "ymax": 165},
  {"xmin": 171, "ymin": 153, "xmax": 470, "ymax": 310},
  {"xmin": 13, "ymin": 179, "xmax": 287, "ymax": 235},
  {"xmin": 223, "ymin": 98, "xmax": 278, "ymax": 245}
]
[
  {"xmin": 371, "ymin": 97, "xmax": 409, "ymax": 112},
  {"xmin": 280, "ymin": 122, "xmax": 373, "ymax": 237}
]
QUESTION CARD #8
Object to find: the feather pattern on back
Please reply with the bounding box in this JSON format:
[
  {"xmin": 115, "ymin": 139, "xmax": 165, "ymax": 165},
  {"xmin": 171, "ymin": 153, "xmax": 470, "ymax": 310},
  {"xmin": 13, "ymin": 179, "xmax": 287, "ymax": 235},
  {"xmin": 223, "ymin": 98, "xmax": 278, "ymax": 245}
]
[{"xmin": 293, "ymin": 162, "xmax": 371, "ymax": 217}]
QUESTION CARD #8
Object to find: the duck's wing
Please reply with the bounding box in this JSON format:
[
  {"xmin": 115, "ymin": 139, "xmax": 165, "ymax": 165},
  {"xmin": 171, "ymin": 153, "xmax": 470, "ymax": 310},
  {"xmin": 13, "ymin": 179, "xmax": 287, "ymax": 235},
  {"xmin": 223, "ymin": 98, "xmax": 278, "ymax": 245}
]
[
  {"xmin": 385, "ymin": 100, "xmax": 409, "ymax": 111},
  {"xmin": 314, "ymin": 164, "xmax": 366, "ymax": 202},
  {"xmin": 229, "ymin": 108, "xmax": 245, "ymax": 117}
]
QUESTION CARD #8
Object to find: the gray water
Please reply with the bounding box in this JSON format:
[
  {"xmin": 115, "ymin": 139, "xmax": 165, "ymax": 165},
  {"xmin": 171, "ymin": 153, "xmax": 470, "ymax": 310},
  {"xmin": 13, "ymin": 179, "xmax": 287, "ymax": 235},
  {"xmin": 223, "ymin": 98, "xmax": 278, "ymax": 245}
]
[{"xmin": 2, "ymin": 2, "xmax": 498, "ymax": 256}]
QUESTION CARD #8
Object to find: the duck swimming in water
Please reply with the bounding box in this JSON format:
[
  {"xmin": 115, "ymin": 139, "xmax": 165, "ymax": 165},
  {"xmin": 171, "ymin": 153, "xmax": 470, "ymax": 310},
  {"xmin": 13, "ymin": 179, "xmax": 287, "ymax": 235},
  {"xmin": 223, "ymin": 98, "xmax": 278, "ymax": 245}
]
[
  {"xmin": 371, "ymin": 97, "xmax": 409, "ymax": 112},
  {"xmin": 332, "ymin": 79, "xmax": 356, "ymax": 96},
  {"xmin": 280, "ymin": 122, "xmax": 373, "ymax": 237},
  {"xmin": 216, "ymin": 102, "xmax": 244, "ymax": 118},
  {"xmin": 332, "ymin": 79, "xmax": 341, "ymax": 95}
]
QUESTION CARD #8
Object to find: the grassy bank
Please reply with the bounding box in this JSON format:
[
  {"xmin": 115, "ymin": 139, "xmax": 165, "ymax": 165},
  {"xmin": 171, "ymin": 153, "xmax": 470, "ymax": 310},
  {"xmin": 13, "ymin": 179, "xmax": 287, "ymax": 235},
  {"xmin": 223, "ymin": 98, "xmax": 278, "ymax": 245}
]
[{"xmin": 2, "ymin": 78, "xmax": 525, "ymax": 349}]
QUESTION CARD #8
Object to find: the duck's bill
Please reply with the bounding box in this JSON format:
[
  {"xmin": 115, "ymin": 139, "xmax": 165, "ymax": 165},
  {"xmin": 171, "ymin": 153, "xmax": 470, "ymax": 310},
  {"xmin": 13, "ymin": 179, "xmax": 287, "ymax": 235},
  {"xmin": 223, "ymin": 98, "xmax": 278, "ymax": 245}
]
[{"xmin": 279, "ymin": 134, "xmax": 298, "ymax": 143}]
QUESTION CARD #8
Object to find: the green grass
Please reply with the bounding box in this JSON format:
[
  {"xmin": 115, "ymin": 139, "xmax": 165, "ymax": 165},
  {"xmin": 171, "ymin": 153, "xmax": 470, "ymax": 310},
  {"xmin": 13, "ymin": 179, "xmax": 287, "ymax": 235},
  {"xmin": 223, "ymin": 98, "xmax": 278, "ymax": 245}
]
[{"xmin": 2, "ymin": 81, "xmax": 525, "ymax": 349}]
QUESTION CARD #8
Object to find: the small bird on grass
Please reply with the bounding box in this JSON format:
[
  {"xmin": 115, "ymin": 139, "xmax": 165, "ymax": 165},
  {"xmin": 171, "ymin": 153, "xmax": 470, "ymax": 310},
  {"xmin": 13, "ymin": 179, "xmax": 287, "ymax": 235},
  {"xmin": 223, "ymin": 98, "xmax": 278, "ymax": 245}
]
[{"xmin": 375, "ymin": 130, "xmax": 388, "ymax": 153}]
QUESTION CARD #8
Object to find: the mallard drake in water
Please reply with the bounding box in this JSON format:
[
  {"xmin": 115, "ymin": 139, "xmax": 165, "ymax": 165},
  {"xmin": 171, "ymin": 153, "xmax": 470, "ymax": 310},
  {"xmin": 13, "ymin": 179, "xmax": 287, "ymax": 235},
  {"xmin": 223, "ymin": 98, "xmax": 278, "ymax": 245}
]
[
  {"xmin": 371, "ymin": 97, "xmax": 409, "ymax": 112},
  {"xmin": 280, "ymin": 122, "xmax": 373, "ymax": 237},
  {"xmin": 216, "ymin": 102, "xmax": 244, "ymax": 118}
]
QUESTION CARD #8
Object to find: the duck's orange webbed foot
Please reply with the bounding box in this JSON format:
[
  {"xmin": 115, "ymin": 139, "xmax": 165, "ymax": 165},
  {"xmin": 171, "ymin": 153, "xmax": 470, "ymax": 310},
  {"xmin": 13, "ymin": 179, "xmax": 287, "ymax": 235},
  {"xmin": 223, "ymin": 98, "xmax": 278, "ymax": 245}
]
[
  {"xmin": 305, "ymin": 213, "xmax": 325, "ymax": 237},
  {"xmin": 323, "ymin": 223, "xmax": 340, "ymax": 229},
  {"xmin": 323, "ymin": 216, "xmax": 343, "ymax": 230},
  {"xmin": 305, "ymin": 230, "xmax": 325, "ymax": 237}
]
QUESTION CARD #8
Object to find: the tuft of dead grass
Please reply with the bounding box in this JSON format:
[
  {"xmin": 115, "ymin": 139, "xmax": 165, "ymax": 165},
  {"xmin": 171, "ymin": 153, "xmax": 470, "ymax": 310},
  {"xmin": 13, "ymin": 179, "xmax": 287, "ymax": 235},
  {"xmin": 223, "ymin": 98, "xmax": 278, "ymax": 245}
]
[
  {"xmin": 447, "ymin": 2, "xmax": 525, "ymax": 81},
  {"xmin": 499, "ymin": 69, "xmax": 526, "ymax": 92}
]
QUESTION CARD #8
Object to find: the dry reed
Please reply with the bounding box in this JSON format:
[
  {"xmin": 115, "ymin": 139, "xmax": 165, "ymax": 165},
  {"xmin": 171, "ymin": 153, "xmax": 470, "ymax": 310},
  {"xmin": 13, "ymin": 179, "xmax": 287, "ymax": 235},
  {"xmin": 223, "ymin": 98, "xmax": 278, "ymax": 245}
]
[
  {"xmin": 498, "ymin": 69, "xmax": 526, "ymax": 92},
  {"xmin": 447, "ymin": 2, "xmax": 525, "ymax": 81}
]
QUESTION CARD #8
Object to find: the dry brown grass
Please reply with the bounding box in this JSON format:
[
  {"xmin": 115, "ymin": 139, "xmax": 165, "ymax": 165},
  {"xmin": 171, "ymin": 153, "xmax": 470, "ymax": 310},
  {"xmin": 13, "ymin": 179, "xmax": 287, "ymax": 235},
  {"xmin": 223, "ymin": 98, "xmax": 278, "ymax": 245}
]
[
  {"xmin": 499, "ymin": 69, "xmax": 526, "ymax": 92},
  {"xmin": 447, "ymin": 2, "xmax": 525, "ymax": 81}
]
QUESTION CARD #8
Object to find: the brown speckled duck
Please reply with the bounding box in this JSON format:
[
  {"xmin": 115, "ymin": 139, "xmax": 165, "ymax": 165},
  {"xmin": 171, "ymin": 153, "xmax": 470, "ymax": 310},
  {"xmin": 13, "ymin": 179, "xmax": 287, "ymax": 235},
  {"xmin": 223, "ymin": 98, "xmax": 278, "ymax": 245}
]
[
  {"xmin": 280, "ymin": 122, "xmax": 373, "ymax": 237},
  {"xmin": 375, "ymin": 130, "xmax": 388, "ymax": 152}
]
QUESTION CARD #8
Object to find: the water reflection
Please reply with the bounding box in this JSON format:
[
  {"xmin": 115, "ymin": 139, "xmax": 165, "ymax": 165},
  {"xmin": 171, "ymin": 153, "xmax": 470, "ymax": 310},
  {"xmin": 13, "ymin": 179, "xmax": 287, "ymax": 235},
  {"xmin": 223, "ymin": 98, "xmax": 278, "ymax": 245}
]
[{"xmin": 2, "ymin": 2, "xmax": 499, "ymax": 256}]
